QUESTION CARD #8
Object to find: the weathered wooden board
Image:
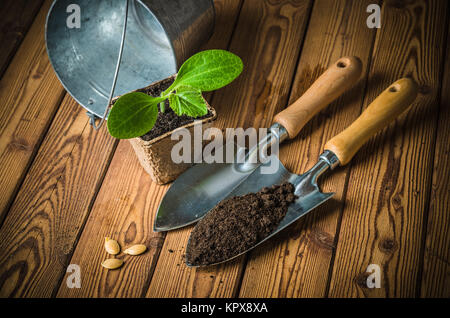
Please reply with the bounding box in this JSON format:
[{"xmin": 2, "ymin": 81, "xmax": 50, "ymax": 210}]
[
  {"xmin": 0, "ymin": 0, "xmax": 44, "ymax": 77},
  {"xmin": 0, "ymin": 0, "xmax": 447, "ymax": 298},
  {"xmin": 146, "ymin": 0, "xmax": 314, "ymax": 298},
  {"xmin": 238, "ymin": 0, "xmax": 378, "ymax": 298},
  {"xmin": 0, "ymin": 93, "xmax": 117, "ymax": 297},
  {"xmin": 56, "ymin": 140, "xmax": 164, "ymax": 297},
  {"xmin": 328, "ymin": 0, "xmax": 448, "ymax": 297},
  {"xmin": 0, "ymin": 0, "xmax": 65, "ymax": 223},
  {"xmin": 56, "ymin": 0, "xmax": 243, "ymax": 298},
  {"xmin": 420, "ymin": 21, "xmax": 450, "ymax": 298}
]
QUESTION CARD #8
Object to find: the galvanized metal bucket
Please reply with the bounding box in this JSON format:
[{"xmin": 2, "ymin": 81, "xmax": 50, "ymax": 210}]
[{"xmin": 45, "ymin": 0, "xmax": 215, "ymax": 127}]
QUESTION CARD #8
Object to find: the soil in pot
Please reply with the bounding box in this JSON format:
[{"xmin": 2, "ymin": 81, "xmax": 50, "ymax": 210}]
[
  {"xmin": 136, "ymin": 77, "xmax": 213, "ymax": 141},
  {"xmin": 186, "ymin": 182, "xmax": 298, "ymax": 266}
]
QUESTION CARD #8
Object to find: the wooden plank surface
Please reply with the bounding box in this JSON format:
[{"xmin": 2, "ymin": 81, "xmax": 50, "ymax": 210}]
[
  {"xmin": 0, "ymin": 0, "xmax": 65, "ymax": 223},
  {"xmin": 0, "ymin": 0, "xmax": 44, "ymax": 77},
  {"xmin": 56, "ymin": 0, "xmax": 243, "ymax": 298},
  {"xmin": 146, "ymin": 0, "xmax": 314, "ymax": 298},
  {"xmin": 238, "ymin": 0, "xmax": 378, "ymax": 298},
  {"xmin": 420, "ymin": 20, "xmax": 450, "ymax": 298},
  {"xmin": 327, "ymin": 0, "xmax": 448, "ymax": 297},
  {"xmin": 0, "ymin": 0, "xmax": 447, "ymax": 298},
  {"xmin": 56, "ymin": 141, "xmax": 165, "ymax": 297},
  {"xmin": 0, "ymin": 95, "xmax": 116, "ymax": 297}
]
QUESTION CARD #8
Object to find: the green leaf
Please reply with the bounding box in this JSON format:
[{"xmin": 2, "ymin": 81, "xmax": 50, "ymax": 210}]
[
  {"xmin": 172, "ymin": 49, "xmax": 243, "ymax": 92},
  {"xmin": 107, "ymin": 92, "xmax": 164, "ymax": 139},
  {"xmin": 106, "ymin": 50, "xmax": 243, "ymax": 139},
  {"xmin": 169, "ymin": 86, "xmax": 208, "ymax": 117}
]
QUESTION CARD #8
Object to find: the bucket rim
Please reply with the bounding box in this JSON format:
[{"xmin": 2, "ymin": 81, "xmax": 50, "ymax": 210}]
[{"xmin": 45, "ymin": 0, "xmax": 180, "ymax": 119}]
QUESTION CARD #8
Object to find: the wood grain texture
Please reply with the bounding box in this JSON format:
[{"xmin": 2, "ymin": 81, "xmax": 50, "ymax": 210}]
[
  {"xmin": 420, "ymin": 20, "xmax": 450, "ymax": 298},
  {"xmin": 56, "ymin": 0, "xmax": 244, "ymax": 298},
  {"xmin": 328, "ymin": 0, "xmax": 448, "ymax": 297},
  {"xmin": 56, "ymin": 140, "xmax": 165, "ymax": 297},
  {"xmin": 201, "ymin": 0, "xmax": 243, "ymax": 103},
  {"xmin": 146, "ymin": 0, "xmax": 313, "ymax": 298},
  {"xmin": 0, "ymin": 0, "xmax": 65, "ymax": 223},
  {"xmin": 0, "ymin": 0, "xmax": 44, "ymax": 77},
  {"xmin": 238, "ymin": 0, "xmax": 378, "ymax": 298},
  {"xmin": 203, "ymin": 0, "xmax": 243, "ymax": 50},
  {"xmin": 0, "ymin": 95, "xmax": 117, "ymax": 297},
  {"xmin": 0, "ymin": 0, "xmax": 446, "ymax": 298}
]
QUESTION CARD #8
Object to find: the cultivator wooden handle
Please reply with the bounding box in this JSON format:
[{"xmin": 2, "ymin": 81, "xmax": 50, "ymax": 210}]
[
  {"xmin": 324, "ymin": 78, "xmax": 418, "ymax": 165},
  {"xmin": 274, "ymin": 56, "xmax": 363, "ymax": 139}
]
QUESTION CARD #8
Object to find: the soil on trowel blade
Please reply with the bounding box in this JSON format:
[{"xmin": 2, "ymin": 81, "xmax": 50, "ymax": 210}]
[
  {"xmin": 186, "ymin": 182, "xmax": 297, "ymax": 266},
  {"xmin": 134, "ymin": 77, "xmax": 213, "ymax": 141}
]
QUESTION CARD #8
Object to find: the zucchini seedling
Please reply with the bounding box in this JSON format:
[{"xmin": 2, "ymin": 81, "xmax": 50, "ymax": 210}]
[{"xmin": 107, "ymin": 49, "xmax": 243, "ymax": 139}]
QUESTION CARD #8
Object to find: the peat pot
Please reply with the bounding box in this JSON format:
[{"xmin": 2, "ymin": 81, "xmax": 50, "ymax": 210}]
[{"xmin": 111, "ymin": 75, "xmax": 217, "ymax": 184}]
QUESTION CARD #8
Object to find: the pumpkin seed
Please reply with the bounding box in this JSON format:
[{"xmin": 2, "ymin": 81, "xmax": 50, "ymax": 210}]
[
  {"xmin": 123, "ymin": 244, "xmax": 147, "ymax": 256},
  {"xmin": 104, "ymin": 237, "xmax": 120, "ymax": 255},
  {"xmin": 101, "ymin": 258, "xmax": 123, "ymax": 270}
]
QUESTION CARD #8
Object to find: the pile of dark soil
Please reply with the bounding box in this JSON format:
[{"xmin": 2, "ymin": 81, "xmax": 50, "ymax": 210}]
[
  {"xmin": 186, "ymin": 182, "xmax": 297, "ymax": 266},
  {"xmin": 137, "ymin": 78, "xmax": 212, "ymax": 141}
]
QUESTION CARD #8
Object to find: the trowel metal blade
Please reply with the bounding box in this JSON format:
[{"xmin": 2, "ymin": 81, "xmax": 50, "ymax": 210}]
[
  {"xmin": 185, "ymin": 157, "xmax": 334, "ymax": 267},
  {"xmin": 154, "ymin": 141, "xmax": 258, "ymax": 231}
]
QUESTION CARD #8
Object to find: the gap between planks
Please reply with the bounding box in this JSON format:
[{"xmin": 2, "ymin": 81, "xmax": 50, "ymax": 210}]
[
  {"xmin": 0, "ymin": 94, "xmax": 117, "ymax": 297},
  {"xmin": 418, "ymin": 11, "xmax": 450, "ymax": 298},
  {"xmin": 323, "ymin": 0, "xmax": 382, "ymax": 297},
  {"xmin": 326, "ymin": 0, "xmax": 448, "ymax": 297},
  {"xmin": 146, "ymin": 0, "xmax": 315, "ymax": 298},
  {"xmin": 0, "ymin": 0, "xmax": 66, "ymax": 226},
  {"xmin": 0, "ymin": 0, "xmax": 45, "ymax": 79},
  {"xmin": 238, "ymin": 0, "xmax": 379, "ymax": 298},
  {"xmin": 56, "ymin": 0, "xmax": 244, "ymax": 298}
]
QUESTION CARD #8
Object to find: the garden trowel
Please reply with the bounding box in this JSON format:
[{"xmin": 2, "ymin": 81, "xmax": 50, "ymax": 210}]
[
  {"xmin": 154, "ymin": 56, "xmax": 363, "ymax": 231},
  {"xmin": 186, "ymin": 77, "xmax": 418, "ymax": 266}
]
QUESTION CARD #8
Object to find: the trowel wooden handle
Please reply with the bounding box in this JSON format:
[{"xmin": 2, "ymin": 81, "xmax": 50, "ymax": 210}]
[
  {"xmin": 273, "ymin": 56, "xmax": 362, "ymax": 139},
  {"xmin": 324, "ymin": 78, "xmax": 418, "ymax": 165}
]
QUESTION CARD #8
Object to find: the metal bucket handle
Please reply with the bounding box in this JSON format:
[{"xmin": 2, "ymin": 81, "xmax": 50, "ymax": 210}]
[{"xmin": 91, "ymin": 0, "xmax": 129, "ymax": 130}]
